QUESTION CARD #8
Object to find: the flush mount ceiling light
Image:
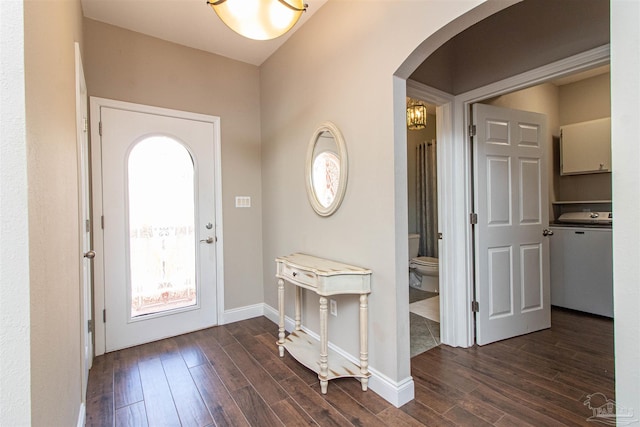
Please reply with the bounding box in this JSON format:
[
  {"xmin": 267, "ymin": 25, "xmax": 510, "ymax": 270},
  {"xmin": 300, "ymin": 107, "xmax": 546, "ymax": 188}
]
[
  {"xmin": 207, "ymin": 0, "xmax": 308, "ymax": 41},
  {"xmin": 406, "ymin": 99, "xmax": 427, "ymax": 130}
]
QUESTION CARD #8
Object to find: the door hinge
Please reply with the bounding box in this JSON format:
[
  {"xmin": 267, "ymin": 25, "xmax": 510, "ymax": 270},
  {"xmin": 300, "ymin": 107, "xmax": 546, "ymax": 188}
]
[
  {"xmin": 102, "ymin": 309, "xmax": 106, "ymax": 323},
  {"xmin": 470, "ymin": 212, "xmax": 478, "ymax": 225},
  {"xmin": 472, "ymin": 301, "xmax": 479, "ymax": 312},
  {"xmin": 83, "ymin": 117, "xmax": 88, "ymax": 133},
  {"xmin": 438, "ymin": 232, "xmax": 443, "ymax": 240},
  {"xmin": 88, "ymin": 319, "xmax": 94, "ymax": 334},
  {"xmin": 99, "ymin": 121, "xmax": 103, "ymax": 136},
  {"xmin": 101, "ymin": 215, "xmax": 104, "ymax": 229},
  {"xmin": 469, "ymin": 124, "xmax": 477, "ymax": 137}
]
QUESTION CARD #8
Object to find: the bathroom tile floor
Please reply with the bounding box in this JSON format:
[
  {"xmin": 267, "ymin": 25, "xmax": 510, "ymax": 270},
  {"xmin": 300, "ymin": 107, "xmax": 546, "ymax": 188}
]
[{"xmin": 409, "ymin": 287, "xmax": 440, "ymax": 357}]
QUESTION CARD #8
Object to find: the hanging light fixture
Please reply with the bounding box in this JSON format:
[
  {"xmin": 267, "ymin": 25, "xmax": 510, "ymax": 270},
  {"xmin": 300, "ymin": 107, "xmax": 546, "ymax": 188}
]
[
  {"xmin": 407, "ymin": 99, "xmax": 428, "ymax": 130},
  {"xmin": 207, "ymin": 0, "xmax": 308, "ymax": 41}
]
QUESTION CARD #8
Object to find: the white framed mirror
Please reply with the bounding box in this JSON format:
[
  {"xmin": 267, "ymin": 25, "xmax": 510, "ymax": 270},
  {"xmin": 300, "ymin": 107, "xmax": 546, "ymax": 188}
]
[{"xmin": 305, "ymin": 121, "xmax": 348, "ymax": 216}]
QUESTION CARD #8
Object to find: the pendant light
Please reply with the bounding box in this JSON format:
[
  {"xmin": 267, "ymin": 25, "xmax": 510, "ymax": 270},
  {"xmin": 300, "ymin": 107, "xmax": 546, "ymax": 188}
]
[
  {"xmin": 407, "ymin": 99, "xmax": 427, "ymax": 130},
  {"xmin": 207, "ymin": 0, "xmax": 308, "ymax": 41}
]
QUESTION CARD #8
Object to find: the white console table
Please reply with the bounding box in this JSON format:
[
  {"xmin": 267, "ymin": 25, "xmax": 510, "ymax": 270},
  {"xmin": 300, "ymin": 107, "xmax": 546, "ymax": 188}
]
[{"xmin": 276, "ymin": 253, "xmax": 372, "ymax": 394}]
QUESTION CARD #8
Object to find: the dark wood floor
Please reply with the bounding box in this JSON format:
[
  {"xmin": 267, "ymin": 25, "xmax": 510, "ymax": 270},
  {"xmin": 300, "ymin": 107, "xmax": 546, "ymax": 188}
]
[{"xmin": 86, "ymin": 308, "xmax": 614, "ymax": 426}]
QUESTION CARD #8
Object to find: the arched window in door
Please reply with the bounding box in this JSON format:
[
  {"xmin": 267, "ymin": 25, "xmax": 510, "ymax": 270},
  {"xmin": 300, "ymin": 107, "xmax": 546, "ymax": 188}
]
[{"xmin": 127, "ymin": 136, "xmax": 197, "ymax": 318}]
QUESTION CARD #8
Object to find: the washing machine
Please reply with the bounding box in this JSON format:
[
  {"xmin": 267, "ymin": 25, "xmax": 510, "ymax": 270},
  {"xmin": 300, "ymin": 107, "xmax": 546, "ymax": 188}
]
[{"xmin": 549, "ymin": 212, "xmax": 613, "ymax": 317}]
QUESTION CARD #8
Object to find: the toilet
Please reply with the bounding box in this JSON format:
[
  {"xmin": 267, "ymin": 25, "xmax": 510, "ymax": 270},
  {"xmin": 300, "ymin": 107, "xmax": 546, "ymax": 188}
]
[{"xmin": 408, "ymin": 234, "xmax": 439, "ymax": 293}]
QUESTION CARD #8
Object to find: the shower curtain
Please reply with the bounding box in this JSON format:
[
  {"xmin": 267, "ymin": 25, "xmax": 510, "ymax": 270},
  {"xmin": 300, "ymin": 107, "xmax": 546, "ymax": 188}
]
[{"xmin": 416, "ymin": 140, "xmax": 438, "ymax": 258}]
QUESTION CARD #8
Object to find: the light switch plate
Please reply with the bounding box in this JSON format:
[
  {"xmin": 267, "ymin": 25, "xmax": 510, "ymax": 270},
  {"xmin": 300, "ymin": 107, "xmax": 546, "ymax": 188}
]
[{"xmin": 235, "ymin": 196, "xmax": 251, "ymax": 208}]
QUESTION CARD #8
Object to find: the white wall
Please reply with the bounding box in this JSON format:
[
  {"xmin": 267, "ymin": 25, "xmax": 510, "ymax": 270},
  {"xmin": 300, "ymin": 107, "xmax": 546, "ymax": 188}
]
[
  {"xmin": 0, "ymin": 1, "xmax": 31, "ymax": 424},
  {"xmin": 611, "ymin": 0, "xmax": 640, "ymax": 419},
  {"xmin": 260, "ymin": 0, "xmax": 485, "ymax": 404}
]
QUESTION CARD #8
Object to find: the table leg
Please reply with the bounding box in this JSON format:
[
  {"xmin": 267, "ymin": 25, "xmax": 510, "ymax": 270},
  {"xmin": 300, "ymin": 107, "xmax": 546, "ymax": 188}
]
[
  {"xmin": 277, "ymin": 278, "xmax": 285, "ymax": 357},
  {"xmin": 359, "ymin": 294, "xmax": 369, "ymax": 391},
  {"xmin": 319, "ymin": 296, "xmax": 329, "ymax": 394},
  {"xmin": 295, "ymin": 286, "xmax": 302, "ymax": 331}
]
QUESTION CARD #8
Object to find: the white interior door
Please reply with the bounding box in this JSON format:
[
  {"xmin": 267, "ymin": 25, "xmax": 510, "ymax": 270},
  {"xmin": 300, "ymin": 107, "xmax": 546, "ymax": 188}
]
[
  {"xmin": 75, "ymin": 43, "xmax": 92, "ymax": 400},
  {"xmin": 99, "ymin": 104, "xmax": 218, "ymax": 352},
  {"xmin": 473, "ymin": 103, "xmax": 550, "ymax": 345}
]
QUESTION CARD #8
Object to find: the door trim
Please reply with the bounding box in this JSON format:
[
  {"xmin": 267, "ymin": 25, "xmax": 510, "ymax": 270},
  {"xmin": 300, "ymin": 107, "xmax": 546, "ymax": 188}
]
[
  {"xmin": 406, "ymin": 80, "xmax": 459, "ymax": 346},
  {"xmin": 90, "ymin": 97, "xmax": 224, "ymax": 356}
]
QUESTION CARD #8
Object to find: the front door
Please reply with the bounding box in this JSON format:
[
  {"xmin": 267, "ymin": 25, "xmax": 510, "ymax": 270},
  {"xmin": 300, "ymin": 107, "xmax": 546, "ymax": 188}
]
[
  {"xmin": 473, "ymin": 103, "xmax": 550, "ymax": 345},
  {"xmin": 97, "ymin": 102, "xmax": 219, "ymax": 352}
]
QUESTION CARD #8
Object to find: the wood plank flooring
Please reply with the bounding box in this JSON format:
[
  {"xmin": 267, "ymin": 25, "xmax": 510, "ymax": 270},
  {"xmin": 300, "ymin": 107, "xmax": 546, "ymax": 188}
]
[{"xmin": 86, "ymin": 308, "xmax": 614, "ymax": 426}]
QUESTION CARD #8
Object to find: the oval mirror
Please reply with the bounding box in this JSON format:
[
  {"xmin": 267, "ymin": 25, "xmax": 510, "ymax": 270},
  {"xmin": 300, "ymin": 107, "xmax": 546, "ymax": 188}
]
[{"xmin": 305, "ymin": 121, "xmax": 348, "ymax": 216}]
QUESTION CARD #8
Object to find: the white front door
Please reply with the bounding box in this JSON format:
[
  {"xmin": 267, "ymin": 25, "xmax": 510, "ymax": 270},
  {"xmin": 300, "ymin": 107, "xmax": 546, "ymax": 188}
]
[
  {"xmin": 473, "ymin": 103, "xmax": 550, "ymax": 345},
  {"xmin": 97, "ymin": 103, "xmax": 219, "ymax": 352}
]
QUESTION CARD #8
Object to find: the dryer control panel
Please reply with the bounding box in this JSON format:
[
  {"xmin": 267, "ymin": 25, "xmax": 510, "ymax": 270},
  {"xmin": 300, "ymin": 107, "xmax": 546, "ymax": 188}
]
[{"xmin": 557, "ymin": 211, "xmax": 612, "ymax": 225}]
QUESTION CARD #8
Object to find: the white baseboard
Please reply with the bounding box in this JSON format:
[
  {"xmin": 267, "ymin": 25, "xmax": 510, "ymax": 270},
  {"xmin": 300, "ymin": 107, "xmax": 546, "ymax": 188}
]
[
  {"xmin": 262, "ymin": 302, "xmax": 279, "ymax": 324},
  {"xmin": 262, "ymin": 302, "xmax": 414, "ymax": 408},
  {"xmin": 368, "ymin": 371, "xmax": 415, "ymax": 407},
  {"xmin": 77, "ymin": 402, "xmax": 86, "ymax": 427},
  {"xmin": 221, "ymin": 303, "xmax": 264, "ymax": 325}
]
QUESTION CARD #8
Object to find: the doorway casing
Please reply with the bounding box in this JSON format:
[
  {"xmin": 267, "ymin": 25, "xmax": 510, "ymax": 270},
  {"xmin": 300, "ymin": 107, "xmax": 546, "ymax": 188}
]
[
  {"xmin": 404, "ymin": 45, "xmax": 610, "ymax": 348},
  {"xmin": 90, "ymin": 98, "xmax": 226, "ymax": 356}
]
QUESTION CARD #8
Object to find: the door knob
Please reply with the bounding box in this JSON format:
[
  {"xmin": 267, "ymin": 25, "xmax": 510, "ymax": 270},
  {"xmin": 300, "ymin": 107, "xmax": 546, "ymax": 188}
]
[
  {"xmin": 84, "ymin": 250, "xmax": 96, "ymax": 259},
  {"xmin": 200, "ymin": 237, "xmax": 215, "ymax": 244},
  {"xmin": 542, "ymin": 229, "xmax": 554, "ymax": 236}
]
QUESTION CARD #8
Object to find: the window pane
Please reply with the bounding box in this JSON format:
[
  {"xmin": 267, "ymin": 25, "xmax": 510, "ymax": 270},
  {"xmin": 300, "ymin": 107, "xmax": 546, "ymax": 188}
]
[{"xmin": 128, "ymin": 136, "xmax": 196, "ymax": 318}]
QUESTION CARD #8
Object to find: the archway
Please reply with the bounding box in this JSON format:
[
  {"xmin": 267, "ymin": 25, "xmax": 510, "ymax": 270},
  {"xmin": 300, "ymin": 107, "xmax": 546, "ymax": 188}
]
[{"xmin": 394, "ymin": 0, "xmax": 610, "ymax": 356}]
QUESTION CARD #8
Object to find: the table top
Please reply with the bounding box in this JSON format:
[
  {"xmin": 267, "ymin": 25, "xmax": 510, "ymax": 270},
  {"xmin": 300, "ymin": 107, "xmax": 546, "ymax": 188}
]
[{"xmin": 276, "ymin": 253, "xmax": 371, "ymax": 277}]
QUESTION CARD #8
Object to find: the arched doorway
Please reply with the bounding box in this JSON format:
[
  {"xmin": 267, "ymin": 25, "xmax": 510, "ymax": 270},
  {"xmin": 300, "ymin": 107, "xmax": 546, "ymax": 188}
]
[{"xmin": 396, "ymin": 0, "xmax": 610, "ymax": 350}]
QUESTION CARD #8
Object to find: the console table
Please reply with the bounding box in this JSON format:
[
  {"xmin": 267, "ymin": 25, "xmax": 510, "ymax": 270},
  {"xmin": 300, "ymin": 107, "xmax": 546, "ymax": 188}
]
[{"xmin": 276, "ymin": 253, "xmax": 372, "ymax": 394}]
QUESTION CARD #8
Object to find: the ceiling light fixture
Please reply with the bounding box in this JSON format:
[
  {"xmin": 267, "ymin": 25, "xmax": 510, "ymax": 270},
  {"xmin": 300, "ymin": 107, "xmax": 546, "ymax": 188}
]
[
  {"xmin": 407, "ymin": 99, "xmax": 427, "ymax": 130},
  {"xmin": 207, "ymin": 0, "xmax": 308, "ymax": 41}
]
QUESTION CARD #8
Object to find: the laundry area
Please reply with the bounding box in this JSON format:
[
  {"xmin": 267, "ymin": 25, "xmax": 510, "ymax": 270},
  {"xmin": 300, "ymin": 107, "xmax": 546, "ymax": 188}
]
[
  {"xmin": 548, "ymin": 114, "xmax": 613, "ymax": 318},
  {"xmin": 550, "ymin": 209, "xmax": 612, "ymax": 318},
  {"xmin": 484, "ymin": 67, "xmax": 613, "ymax": 322}
]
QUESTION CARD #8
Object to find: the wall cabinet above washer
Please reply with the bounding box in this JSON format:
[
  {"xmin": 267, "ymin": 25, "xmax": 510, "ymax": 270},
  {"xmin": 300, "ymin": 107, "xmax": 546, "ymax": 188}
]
[{"xmin": 560, "ymin": 117, "xmax": 611, "ymax": 175}]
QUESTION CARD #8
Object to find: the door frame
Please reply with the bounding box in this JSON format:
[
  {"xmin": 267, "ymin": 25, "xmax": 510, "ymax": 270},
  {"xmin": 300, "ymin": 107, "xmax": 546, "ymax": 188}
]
[
  {"xmin": 90, "ymin": 97, "xmax": 225, "ymax": 356},
  {"xmin": 406, "ymin": 80, "xmax": 456, "ymax": 345},
  {"xmin": 455, "ymin": 45, "xmax": 610, "ymax": 346},
  {"xmin": 406, "ymin": 45, "xmax": 610, "ymax": 348}
]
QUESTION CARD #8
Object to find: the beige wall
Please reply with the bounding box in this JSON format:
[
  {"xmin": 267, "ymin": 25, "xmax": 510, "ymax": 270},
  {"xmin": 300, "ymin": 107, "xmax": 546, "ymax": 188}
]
[
  {"xmin": 83, "ymin": 19, "xmax": 264, "ymax": 311},
  {"xmin": 260, "ymin": 0, "xmax": 484, "ymax": 387},
  {"xmin": 23, "ymin": 0, "xmax": 85, "ymax": 425}
]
